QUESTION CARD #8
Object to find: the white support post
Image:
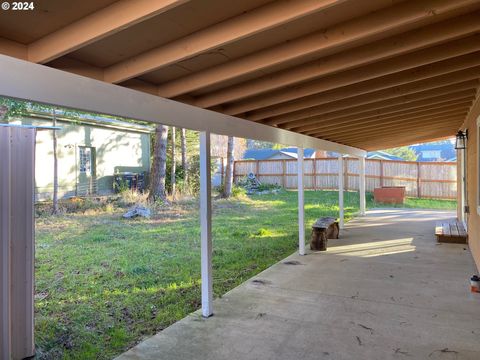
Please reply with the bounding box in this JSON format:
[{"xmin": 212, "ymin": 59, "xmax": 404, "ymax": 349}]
[
  {"xmin": 199, "ymin": 131, "xmax": 213, "ymax": 318},
  {"xmin": 359, "ymin": 157, "xmax": 366, "ymax": 216},
  {"xmin": 338, "ymin": 155, "xmax": 345, "ymax": 229},
  {"xmin": 0, "ymin": 127, "xmax": 12, "ymax": 360},
  {"xmin": 298, "ymin": 147, "xmax": 305, "ymax": 256}
]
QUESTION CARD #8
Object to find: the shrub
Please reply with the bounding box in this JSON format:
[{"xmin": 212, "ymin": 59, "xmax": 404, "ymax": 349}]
[
  {"xmin": 231, "ymin": 185, "xmax": 247, "ymax": 197},
  {"xmin": 113, "ymin": 178, "xmax": 130, "ymax": 193},
  {"xmin": 215, "ymin": 184, "xmax": 247, "ymax": 198},
  {"xmin": 168, "ymin": 155, "xmax": 216, "ymax": 196},
  {"xmin": 117, "ymin": 190, "xmax": 149, "ymax": 207},
  {"xmin": 256, "ymin": 183, "xmax": 281, "ymax": 192}
]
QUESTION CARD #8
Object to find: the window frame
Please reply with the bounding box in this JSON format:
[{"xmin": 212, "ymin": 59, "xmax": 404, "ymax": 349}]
[{"xmin": 78, "ymin": 146, "xmax": 93, "ymax": 176}]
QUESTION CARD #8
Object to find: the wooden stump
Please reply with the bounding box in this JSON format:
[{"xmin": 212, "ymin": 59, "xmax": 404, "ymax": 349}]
[
  {"xmin": 311, "ymin": 228, "xmax": 328, "ymax": 251},
  {"xmin": 310, "ymin": 217, "xmax": 339, "ymax": 251}
]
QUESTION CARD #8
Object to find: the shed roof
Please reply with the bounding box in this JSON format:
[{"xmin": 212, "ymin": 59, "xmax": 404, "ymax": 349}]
[
  {"xmin": 409, "ymin": 141, "xmax": 456, "ymax": 161},
  {"xmin": 243, "ymin": 147, "xmax": 316, "ymax": 160},
  {"xmin": 0, "ymin": 0, "xmax": 478, "ymax": 150},
  {"xmin": 23, "ymin": 109, "xmax": 154, "ymax": 133},
  {"xmin": 366, "ymin": 151, "xmax": 405, "ymax": 161}
]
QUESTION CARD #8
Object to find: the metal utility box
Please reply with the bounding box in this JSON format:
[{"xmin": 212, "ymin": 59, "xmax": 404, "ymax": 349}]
[{"xmin": 113, "ymin": 172, "xmax": 146, "ymax": 192}]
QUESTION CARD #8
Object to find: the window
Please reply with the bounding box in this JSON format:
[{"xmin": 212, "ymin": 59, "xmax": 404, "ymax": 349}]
[{"xmin": 79, "ymin": 147, "xmax": 92, "ymax": 175}]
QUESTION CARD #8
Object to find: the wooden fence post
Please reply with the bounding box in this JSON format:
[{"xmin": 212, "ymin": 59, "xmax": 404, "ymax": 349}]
[
  {"xmin": 379, "ymin": 160, "xmax": 384, "ymax": 187},
  {"xmin": 344, "ymin": 158, "xmax": 349, "ymax": 191},
  {"xmin": 417, "ymin": 162, "xmax": 421, "ymax": 198},
  {"xmin": 282, "ymin": 159, "xmax": 286, "ymax": 188},
  {"xmin": 313, "ymin": 158, "xmax": 317, "ymax": 191}
]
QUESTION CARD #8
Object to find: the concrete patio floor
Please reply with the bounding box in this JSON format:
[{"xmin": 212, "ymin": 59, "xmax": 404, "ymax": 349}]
[{"xmin": 117, "ymin": 209, "xmax": 480, "ymax": 360}]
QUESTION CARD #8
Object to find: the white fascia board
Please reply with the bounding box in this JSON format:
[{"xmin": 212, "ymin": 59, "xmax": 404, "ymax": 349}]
[{"xmin": 0, "ymin": 55, "xmax": 366, "ymax": 157}]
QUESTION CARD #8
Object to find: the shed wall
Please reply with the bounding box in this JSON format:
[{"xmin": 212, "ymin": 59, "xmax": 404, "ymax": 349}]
[{"xmin": 10, "ymin": 117, "xmax": 150, "ymax": 200}]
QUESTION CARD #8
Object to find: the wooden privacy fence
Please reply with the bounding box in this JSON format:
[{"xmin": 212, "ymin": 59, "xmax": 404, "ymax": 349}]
[{"xmin": 234, "ymin": 158, "xmax": 457, "ymax": 200}]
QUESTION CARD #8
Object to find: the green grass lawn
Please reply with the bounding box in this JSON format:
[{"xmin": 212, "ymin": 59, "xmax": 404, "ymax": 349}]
[{"xmin": 34, "ymin": 191, "xmax": 456, "ymax": 359}]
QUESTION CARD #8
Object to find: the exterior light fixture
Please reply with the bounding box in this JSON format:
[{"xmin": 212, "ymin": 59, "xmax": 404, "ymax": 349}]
[{"xmin": 455, "ymin": 130, "xmax": 467, "ymax": 150}]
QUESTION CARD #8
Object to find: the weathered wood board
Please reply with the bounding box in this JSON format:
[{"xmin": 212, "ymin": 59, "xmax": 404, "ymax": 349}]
[{"xmin": 435, "ymin": 220, "xmax": 467, "ymax": 244}]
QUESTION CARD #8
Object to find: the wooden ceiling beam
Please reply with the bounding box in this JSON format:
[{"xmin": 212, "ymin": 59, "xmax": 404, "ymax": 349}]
[
  {"xmin": 200, "ymin": 16, "xmax": 480, "ymax": 111},
  {"xmin": 308, "ymin": 108, "xmax": 468, "ymax": 137},
  {"xmin": 308, "ymin": 107, "xmax": 469, "ymax": 138},
  {"xmin": 249, "ymin": 50, "xmax": 480, "ymax": 122},
  {"xmin": 335, "ymin": 124, "xmax": 462, "ymax": 146},
  {"xmin": 0, "ymin": 54, "xmax": 366, "ymax": 156},
  {"xmin": 103, "ymin": 0, "xmax": 346, "ymax": 83},
  {"xmin": 28, "ymin": 0, "xmax": 189, "ymax": 64},
  {"xmin": 356, "ymin": 134, "xmax": 456, "ymax": 151},
  {"xmin": 327, "ymin": 115, "xmax": 465, "ymax": 142},
  {"xmin": 0, "ymin": 37, "xmax": 27, "ymax": 60},
  {"xmin": 336, "ymin": 122, "xmax": 464, "ymax": 144},
  {"xmin": 343, "ymin": 127, "xmax": 460, "ymax": 149},
  {"xmin": 294, "ymin": 90, "xmax": 475, "ymax": 133},
  {"xmin": 220, "ymin": 13, "xmax": 480, "ymax": 115},
  {"xmin": 333, "ymin": 125, "xmax": 461, "ymax": 149},
  {"xmin": 282, "ymin": 80, "xmax": 477, "ymax": 130},
  {"xmin": 301, "ymin": 97, "xmax": 474, "ymax": 135},
  {"xmin": 47, "ymin": 56, "xmax": 105, "ymax": 80},
  {"xmin": 262, "ymin": 68, "xmax": 480, "ymax": 126},
  {"xmin": 158, "ymin": 0, "xmax": 479, "ymax": 101}
]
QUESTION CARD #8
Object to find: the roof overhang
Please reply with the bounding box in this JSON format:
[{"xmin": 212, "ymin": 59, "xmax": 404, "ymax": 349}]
[
  {"xmin": 1, "ymin": 0, "xmax": 478, "ymax": 151},
  {"xmin": 0, "ymin": 55, "xmax": 366, "ymax": 157},
  {"xmin": 21, "ymin": 109, "xmax": 154, "ymax": 134}
]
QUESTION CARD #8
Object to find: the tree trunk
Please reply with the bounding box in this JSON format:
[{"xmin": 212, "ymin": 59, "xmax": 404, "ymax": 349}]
[
  {"xmin": 180, "ymin": 128, "xmax": 188, "ymax": 190},
  {"xmin": 223, "ymin": 136, "xmax": 235, "ymax": 198},
  {"xmin": 171, "ymin": 126, "xmax": 176, "ymax": 200},
  {"xmin": 149, "ymin": 124, "xmax": 169, "ymax": 202},
  {"xmin": 52, "ymin": 108, "xmax": 59, "ymax": 215}
]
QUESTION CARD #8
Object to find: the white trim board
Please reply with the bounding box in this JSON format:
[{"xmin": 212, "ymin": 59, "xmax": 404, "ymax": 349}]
[{"xmin": 0, "ymin": 55, "xmax": 366, "ymax": 157}]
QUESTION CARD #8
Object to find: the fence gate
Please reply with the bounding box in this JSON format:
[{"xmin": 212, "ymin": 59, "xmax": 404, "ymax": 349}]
[{"xmin": 0, "ymin": 125, "xmax": 37, "ymax": 359}]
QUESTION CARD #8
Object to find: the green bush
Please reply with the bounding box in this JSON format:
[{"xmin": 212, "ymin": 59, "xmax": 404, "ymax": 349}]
[
  {"xmin": 231, "ymin": 185, "xmax": 247, "ymax": 197},
  {"xmin": 166, "ymin": 155, "xmax": 216, "ymax": 196},
  {"xmin": 215, "ymin": 184, "xmax": 247, "ymax": 198},
  {"xmin": 256, "ymin": 183, "xmax": 281, "ymax": 192},
  {"xmin": 113, "ymin": 178, "xmax": 130, "ymax": 193}
]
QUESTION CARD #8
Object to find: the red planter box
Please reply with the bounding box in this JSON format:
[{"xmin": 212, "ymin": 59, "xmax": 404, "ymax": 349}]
[{"xmin": 374, "ymin": 187, "xmax": 406, "ymax": 204}]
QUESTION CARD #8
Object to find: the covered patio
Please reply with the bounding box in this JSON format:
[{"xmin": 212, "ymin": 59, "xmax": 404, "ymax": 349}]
[
  {"xmin": 1, "ymin": 0, "xmax": 480, "ymax": 359},
  {"xmin": 117, "ymin": 209, "xmax": 480, "ymax": 360}
]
